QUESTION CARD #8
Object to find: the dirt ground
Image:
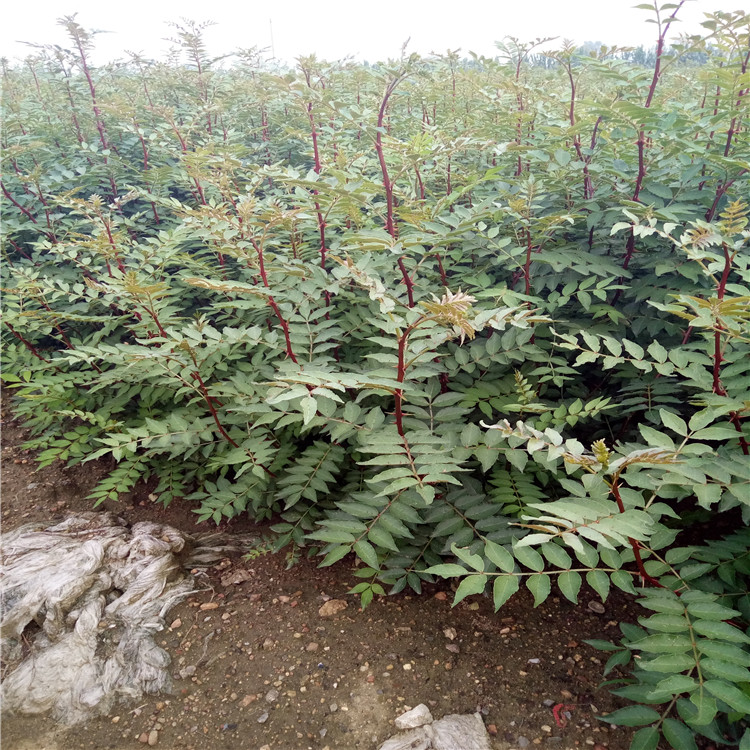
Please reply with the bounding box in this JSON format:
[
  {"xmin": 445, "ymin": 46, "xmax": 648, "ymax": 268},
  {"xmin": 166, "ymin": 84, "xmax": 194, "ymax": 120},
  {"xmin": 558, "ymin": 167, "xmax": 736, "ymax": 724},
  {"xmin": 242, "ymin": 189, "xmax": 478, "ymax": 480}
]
[{"xmin": 0, "ymin": 404, "xmax": 637, "ymax": 750}]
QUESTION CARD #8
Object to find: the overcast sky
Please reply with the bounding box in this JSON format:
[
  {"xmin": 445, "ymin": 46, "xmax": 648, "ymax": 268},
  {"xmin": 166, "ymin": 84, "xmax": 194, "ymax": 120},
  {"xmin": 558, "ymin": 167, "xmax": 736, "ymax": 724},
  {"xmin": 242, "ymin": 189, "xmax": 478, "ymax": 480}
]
[{"xmin": 1, "ymin": 0, "xmax": 746, "ymax": 66}]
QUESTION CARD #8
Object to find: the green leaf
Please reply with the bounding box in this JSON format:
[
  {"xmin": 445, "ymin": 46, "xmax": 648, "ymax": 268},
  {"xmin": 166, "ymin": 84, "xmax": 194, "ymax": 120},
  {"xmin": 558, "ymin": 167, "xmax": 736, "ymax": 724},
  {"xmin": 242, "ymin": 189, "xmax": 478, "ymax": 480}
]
[
  {"xmin": 638, "ymin": 653, "xmax": 696, "ymax": 672},
  {"xmin": 512, "ymin": 543, "xmax": 544, "ymax": 572},
  {"xmin": 629, "ymin": 726, "xmax": 659, "ymax": 750},
  {"xmin": 368, "ymin": 525, "xmax": 399, "ymax": 552},
  {"xmin": 453, "ymin": 574, "xmax": 487, "ymax": 606},
  {"xmin": 686, "ymin": 600, "xmax": 742, "ymax": 621},
  {"xmin": 692, "ymin": 620, "xmax": 750, "ymax": 644},
  {"xmin": 638, "ymin": 613, "xmax": 689, "ymax": 633},
  {"xmin": 452, "ymin": 544, "xmax": 485, "ymax": 572},
  {"xmin": 300, "ymin": 395, "xmax": 317, "ymax": 425},
  {"xmin": 484, "ymin": 540, "xmax": 515, "ymax": 572},
  {"xmin": 701, "ymin": 658, "xmax": 750, "ymax": 683},
  {"xmin": 598, "ymin": 705, "xmax": 661, "ymax": 726},
  {"xmin": 319, "ymin": 544, "xmax": 351, "ymax": 566},
  {"xmin": 649, "ymin": 675, "xmax": 699, "ymax": 698},
  {"xmin": 425, "ymin": 563, "xmax": 470, "ymax": 578},
  {"xmin": 704, "ymin": 679, "xmax": 750, "ymax": 714},
  {"xmin": 631, "ymin": 633, "xmax": 694, "ymax": 654},
  {"xmin": 696, "ymin": 639, "xmax": 750, "ymax": 666},
  {"xmin": 353, "ymin": 540, "xmax": 379, "ymax": 569},
  {"xmin": 558, "ymin": 571, "xmax": 582, "ymax": 603},
  {"xmin": 526, "ymin": 573, "xmax": 551, "ymax": 607},
  {"xmin": 660, "ymin": 409, "xmax": 688, "ymax": 436},
  {"xmin": 542, "ymin": 542, "xmax": 572, "ymax": 569},
  {"xmin": 662, "ymin": 718, "xmax": 697, "ymax": 750},
  {"xmin": 586, "ymin": 570, "xmax": 610, "ymax": 602},
  {"xmin": 492, "ymin": 575, "xmax": 520, "ymax": 610}
]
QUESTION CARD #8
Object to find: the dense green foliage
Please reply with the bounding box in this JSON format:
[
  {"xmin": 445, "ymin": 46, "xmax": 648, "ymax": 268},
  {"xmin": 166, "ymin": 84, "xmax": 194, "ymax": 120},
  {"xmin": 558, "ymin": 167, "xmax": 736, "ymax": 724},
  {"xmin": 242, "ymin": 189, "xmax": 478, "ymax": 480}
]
[{"xmin": 2, "ymin": 7, "xmax": 749, "ymax": 747}]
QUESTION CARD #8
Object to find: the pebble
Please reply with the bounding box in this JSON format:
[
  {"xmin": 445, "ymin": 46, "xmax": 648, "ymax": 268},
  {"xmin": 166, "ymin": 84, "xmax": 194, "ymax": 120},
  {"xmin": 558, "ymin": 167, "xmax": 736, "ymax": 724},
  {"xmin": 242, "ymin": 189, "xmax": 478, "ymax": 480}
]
[
  {"xmin": 329, "ymin": 703, "xmax": 338, "ymax": 712},
  {"xmin": 111, "ymin": 716, "xmax": 120, "ymax": 724},
  {"xmin": 265, "ymin": 689, "xmax": 279, "ymax": 703},
  {"xmin": 433, "ymin": 591, "xmax": 447, "ymax": 600},
  {"xmin": 402, "ymin": 663, "xmax": 412, "ymax": 671},
  {"xmin": 169, "ymin": 618, "xmax": 181, "ymax": 630},
  {"xmin": 446, "ymin": 644, "xmax": 460, "ymax": 653},
  {"xmin": 138, "ymin": 733, "xmax": 149, "ymax": 744},
  {"xmin": 588, "ymin": 600, "xmax": 606, "ymax": 614},
  {"xmin": 241, "ymin": 695, "xmax": 257, "ymax": 707},
  {"xmin": 518, "ymin": 737, "xmax": 530, "ymax": 748},
  {"xmin": 200, "ymin": 602, "xmax": 219, "ymax": 611},
  {"xmin": 487, "ymin": 724, "xmax": 498, "ymax": 735},
  {"xmin": 262, "ymin": 638, "xmax": 275, "ymax": 650},
  {"xmin": 257, "ymin": 712, "xmax": 269, "ymax": 724},
  {"xmin": 306, "ymin": 642, "xmax": 319, "ymax": 652},
  {"xmin": 147, "ymin": 730, "xmax": 158, "ymax": 746}
]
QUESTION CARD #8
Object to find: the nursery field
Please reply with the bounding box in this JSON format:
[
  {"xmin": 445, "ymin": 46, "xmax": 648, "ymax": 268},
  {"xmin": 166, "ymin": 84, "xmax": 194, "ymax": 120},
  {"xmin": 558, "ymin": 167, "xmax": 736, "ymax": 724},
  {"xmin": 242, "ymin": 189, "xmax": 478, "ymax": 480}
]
[{"xmin": 2, "ymin": 7, "xmax": 750, "ymax": 748}]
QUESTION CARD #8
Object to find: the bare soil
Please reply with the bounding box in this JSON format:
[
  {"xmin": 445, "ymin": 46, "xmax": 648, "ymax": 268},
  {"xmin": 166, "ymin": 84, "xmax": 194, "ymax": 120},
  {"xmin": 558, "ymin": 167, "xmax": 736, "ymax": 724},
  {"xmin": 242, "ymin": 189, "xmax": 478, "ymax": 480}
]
[{"xmin": 1, "ymin": 404, "xmax": 636, "ymax": 750}]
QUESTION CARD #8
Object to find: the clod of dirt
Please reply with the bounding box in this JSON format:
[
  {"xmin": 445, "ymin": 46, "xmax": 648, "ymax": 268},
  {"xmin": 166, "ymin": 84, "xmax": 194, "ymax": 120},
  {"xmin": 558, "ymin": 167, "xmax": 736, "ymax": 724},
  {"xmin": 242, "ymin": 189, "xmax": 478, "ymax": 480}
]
[{"xmin": 318, "ymin": 598, "xmax": 348, "ymax": 617}]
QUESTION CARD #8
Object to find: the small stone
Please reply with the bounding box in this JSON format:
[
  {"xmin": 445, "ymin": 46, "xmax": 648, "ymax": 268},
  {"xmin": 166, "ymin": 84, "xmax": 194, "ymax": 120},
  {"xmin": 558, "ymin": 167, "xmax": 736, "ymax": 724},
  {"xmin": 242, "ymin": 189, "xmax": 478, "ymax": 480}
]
[
  {"xmin": 318, "ymin": 599, "xmax": 348, "ymax": 617},
  {"xmin": 147, "ymin": 730, "xmax": 158, "ymax": 746},
  {"xmin": 366, "ymin": 674, "xmax": 375, "ymax": 683},
  {"xmin": 395, "ymin": 704, "xmax": 433, "ymax": 729},
  {"xmin": 443, "ymin": 627, "xmax": 457, "ymax": 640},
  {"xmin": 265, "ymin": 689, "xmax": 279, "ymax": 703},
  {"xmin": 402, "ymin": 663, "xmax": 412, "ymax": 671},
  {"xmin": 518, "ymin": 737, "xmax": 530, "ymax": 748},
  {"xmin": 257, "ymin": 712, "xmax": 269, "ymax": 724},
  {"xmin": 230, "ymin": 692, "xmax": 238, "ymax": 701},
  {"xmin": 306, "ymin": 642, "xmax": 319, "ymax": 652},
  {"xmin": 138, "ymin": 733, "xmax": 149, "ymax": 744},
  {"xmin": 446, "ymin": 644, "xmax": 460, "ymax": 653},
  {"xmin": 169, "ymin": 618, "xmax": 181, "ymax": 630},
  {"xmin": 487, "ymin": 724, "xmax": 498, "ymax": 736},
  {"xmin": 111, "ymin": 716, "xmax": 120, "ymax": 724},
  {"xmin": 588, "ymin": 600, "xmax": 606, "ymax": 614},
  {"xmin": 262, "ymin": 638, "xmax": 275, "ymax": 650},
  {"xmin": 241, "ymin": 694, "xmax": 257, "ymax": 707},
  {"xmin": 200, "ymin": 602, "xmax": 219, "ymax": 611},
  {"xmin": 541, "ymin": 724, "xmax": 552, "ymax": 732},
  {"xmin": 330, "ymin": 702, "xmax": 338, "ymax": 712},
  {"xmin": 278, "ymin": 595, "xmax": 291, "ymax": 603},
  {"xmin": 434, "ymin": 591, "xmax": 447, "ymax": 601}
]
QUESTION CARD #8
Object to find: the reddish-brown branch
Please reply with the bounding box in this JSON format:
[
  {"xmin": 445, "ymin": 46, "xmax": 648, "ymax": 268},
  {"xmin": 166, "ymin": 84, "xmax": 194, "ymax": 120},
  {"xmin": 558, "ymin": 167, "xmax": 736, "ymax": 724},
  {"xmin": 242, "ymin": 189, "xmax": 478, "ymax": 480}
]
[
  {"xmin": 5, "ymin": 322, "xmax": 50, "ymax": 363},
  {"xmin": 250, "ymin": 238, "xmax": 298, "ymax": 363},
  {"xmin": 611, "ymin": 479, "xmax": 664, "ymax": 587},
  {"xmin": 1, "ymin": 181, "xmax": 38, "ymax": 224}
]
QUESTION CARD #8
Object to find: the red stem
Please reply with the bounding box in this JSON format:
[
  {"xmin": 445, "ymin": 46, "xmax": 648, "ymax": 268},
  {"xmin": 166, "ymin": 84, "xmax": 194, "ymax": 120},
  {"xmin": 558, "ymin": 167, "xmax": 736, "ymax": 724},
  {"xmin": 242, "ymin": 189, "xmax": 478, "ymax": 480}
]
[
  {"xmin": 375, "ymin": 75, "xmax": 415, "ymax": 306},
  {"xmin": 5, "ymin": 322, "xmax": 50, "ymax": 362},
  {"xmin": 612, "ymin": 479, "xmax": 664, "ymax": 587}
]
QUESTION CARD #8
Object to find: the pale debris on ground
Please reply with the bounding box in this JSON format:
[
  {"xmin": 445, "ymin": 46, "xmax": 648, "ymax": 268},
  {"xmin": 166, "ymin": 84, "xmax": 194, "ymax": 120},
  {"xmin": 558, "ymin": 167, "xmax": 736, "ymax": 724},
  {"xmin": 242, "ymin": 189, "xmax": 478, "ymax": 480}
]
[
  {"xmin": 0, "ymin": 512, "xmax": 249, "ymax": 725},
  {"xmin": 380, "ymin": 706, "xmax": 492, "ymax": 750}
]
